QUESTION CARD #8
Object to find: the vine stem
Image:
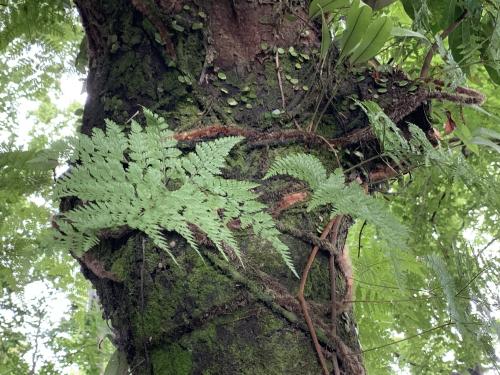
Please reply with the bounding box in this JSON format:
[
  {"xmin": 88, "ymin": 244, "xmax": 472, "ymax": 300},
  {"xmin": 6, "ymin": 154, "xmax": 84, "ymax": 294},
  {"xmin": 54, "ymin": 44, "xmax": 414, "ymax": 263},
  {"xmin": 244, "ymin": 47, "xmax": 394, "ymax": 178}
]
[
  {"xmin": 328, "ymin": 215, "xmax": 346, "ymax": 375},
  {"xmin": 297, "ymin": 214, "xmax": 350, "ymax": 375},
  {"xmin": 329, "ymin": 253, "xmax": 341, "ymax": 375},
  {"xmin": 420, "ymin": 10, "xmax": 468, "ymax": 79},
  {"xmin": 275, "ymin": 50, "xmax": 287, "ymax": 111},
  {"xmin": 297, "ymin": 217, "xmax": 337, "ymax": 375}
]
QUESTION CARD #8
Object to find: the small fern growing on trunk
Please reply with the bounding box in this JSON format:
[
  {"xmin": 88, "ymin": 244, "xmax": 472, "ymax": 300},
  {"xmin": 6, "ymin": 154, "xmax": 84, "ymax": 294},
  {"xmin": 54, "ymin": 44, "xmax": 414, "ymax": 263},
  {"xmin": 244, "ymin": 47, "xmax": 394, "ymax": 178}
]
[
  {"xmin": 265, "ymin": 154, "xmax": 408, "ymax": 250},
  {"xmin": 53, "ymin": 109, "xmax": 297, "ymax": 277}
]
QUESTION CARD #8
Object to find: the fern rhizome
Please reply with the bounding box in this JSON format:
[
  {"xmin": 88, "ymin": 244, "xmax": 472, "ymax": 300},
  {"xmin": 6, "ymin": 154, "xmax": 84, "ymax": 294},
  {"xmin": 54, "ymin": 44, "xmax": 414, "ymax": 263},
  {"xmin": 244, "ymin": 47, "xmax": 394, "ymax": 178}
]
[{"xmin": 53, "ymin": 109, "xmax": 297, "ymax": 276}]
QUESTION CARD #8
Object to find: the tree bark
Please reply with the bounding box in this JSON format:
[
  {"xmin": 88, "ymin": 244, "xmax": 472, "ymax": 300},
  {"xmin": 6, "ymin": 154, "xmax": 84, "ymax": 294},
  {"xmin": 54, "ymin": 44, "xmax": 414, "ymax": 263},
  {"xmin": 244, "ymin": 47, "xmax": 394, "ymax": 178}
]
[{"xmin": 71, "ymin": 0, "xmax": 432, "ymax": 373}]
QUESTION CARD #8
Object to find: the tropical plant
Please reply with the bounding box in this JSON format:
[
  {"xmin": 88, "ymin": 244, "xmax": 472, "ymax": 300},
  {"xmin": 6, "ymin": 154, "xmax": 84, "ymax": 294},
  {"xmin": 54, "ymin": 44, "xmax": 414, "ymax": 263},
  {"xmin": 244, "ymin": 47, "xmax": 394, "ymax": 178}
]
[
  {"xmin": 53, "ymin": 109, "xmax": 296, "ymax": 275},
  {"xmin": 0, "ymin": 0, "xmax": 498, "ymax": 373}
]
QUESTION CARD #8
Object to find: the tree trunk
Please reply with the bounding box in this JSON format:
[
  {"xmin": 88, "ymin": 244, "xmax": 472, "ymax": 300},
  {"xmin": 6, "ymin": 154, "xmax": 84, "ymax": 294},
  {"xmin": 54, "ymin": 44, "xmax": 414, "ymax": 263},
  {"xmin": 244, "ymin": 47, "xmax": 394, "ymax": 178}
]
[{"xmin": 72, "ymin": 1, "xmax": 431, "ymax": 373}]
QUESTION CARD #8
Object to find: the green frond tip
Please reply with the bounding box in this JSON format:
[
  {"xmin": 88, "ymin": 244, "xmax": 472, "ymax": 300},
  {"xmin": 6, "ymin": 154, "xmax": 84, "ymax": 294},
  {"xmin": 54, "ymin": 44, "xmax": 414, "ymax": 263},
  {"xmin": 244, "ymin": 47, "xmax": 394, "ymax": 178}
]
[
  {"xmin": 264, "ymin": 153, "xmax": 327, "ymax": 190},
  {"xmin": 266, "ymin": 155, "xmax": 409, "ymax": 250},
  {"xmin": 53, "ymin": 109, "xmax": 297, "ymax": 276},
  {"xmin": 193, "ymin": 136, "xmax": 245, "ymax": 175},
  {"xmin": 426, "ymin": 253, "xmax": 470, "ymax": 336}
]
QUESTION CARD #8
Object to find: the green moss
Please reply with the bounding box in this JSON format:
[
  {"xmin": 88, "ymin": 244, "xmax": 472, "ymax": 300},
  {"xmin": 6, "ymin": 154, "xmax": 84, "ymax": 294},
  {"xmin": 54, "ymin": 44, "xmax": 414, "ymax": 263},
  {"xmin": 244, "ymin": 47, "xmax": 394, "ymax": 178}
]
[
  {"xmin": 176, "ymin": 33, "xmax": 204, "ymax": 77},
  {"xmin": 151, "ymin": 344, "xmax": 193, "ymax": 375},
  {"xmin": 177, "ymin": 307, "xmax": 322, "ymax": 374},
  {"xmin": 244, "ymin": 231, "xmax": 290, "ymax": 275},
  {"xmin": 303, "ymin": 258, "xmax": 330, "ymax": 301},
  {"xmin": 110, "ymin": 253, "xmax": 128, "ymax": 280},
  {"xmin": 173, "ymin": 102, "xmax": 202, "ymax": 130},
  {"xmin": 131, "ymin": 245, "xmax": 240, "ymax": 341},
  {"xmin": 102, "ymin": 95, "xmax": 124, "ymax": 113}
]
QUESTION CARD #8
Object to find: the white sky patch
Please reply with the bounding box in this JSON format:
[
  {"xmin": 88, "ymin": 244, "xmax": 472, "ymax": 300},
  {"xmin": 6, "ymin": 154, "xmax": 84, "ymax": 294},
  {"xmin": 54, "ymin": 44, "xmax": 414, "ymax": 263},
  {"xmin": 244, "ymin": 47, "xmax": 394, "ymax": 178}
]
[{"xmin": 5, "ymin": 73, "xmax": 86, "ymax": 148}]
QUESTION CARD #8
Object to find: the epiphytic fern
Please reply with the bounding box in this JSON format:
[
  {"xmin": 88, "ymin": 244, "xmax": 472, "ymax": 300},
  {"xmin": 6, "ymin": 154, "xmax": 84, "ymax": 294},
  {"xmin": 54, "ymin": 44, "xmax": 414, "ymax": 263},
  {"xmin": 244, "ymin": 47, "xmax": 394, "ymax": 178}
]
[
  {"xmin": 54, "ymin": 109, "xmax": 297, "ymax": 276},
  {"xmin": 359, "ymin": 100, "xmax": 487, "ymax": 192},
  {"xmin": 264, "ymin": 153, "xmax": 327, "ymax": 190},
  {"xmin": 358, "ymin": 100, "xmax": 411, "ymax": 164},
  {"xmin": 265, "ymin": 155, "xmax": 408, "ymax": 249}
]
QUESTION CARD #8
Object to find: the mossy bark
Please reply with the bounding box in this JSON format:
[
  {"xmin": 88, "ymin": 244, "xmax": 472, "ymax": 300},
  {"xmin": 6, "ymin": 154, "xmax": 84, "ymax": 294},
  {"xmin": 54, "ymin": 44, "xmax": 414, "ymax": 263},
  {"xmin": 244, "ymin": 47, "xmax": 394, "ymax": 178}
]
[{"xmin": 72, "ymin": 0, "xmax": 431, "ymax": 374}]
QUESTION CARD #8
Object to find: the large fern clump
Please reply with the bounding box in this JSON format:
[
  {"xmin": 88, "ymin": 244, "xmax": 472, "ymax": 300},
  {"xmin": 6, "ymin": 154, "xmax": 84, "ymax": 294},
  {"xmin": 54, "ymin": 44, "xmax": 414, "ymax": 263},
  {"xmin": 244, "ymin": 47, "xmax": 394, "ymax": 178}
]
[
  {"xmin": 265, "ymin": 154, "xmax": 408, "ymax": 250},
  {"xmin": 53, "ymin": 109, "xmax": 297, "ymax": 276}
]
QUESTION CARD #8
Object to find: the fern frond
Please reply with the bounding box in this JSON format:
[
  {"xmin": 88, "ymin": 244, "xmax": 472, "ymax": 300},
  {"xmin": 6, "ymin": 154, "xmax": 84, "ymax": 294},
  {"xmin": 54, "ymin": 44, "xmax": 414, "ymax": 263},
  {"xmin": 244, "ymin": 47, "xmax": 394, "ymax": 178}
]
[
  {"xmin": 53, "ymin": 110, "xmax": 297, "ymax": 276},
  {"xmin": 265, "ymin": 153, "xmax": 327, "ymax": 189},
  {"xmin": 145, "ymin": 225, "xmax": 178, "ymax": 266},
  {"xmin": 310, "ymin": 170, "xmax": 408, "ymax": 249},
  {"xmin": 357, "ymin": 100, "xmax": 410, "ymax": 164},
  {"xmin": 426, "ymin": 253, "xmax": 470, "ymax": 336},
  {"xmin": 247, "ymin": 211, "xmax": 298, "ymax": 278},
  {"xmin": 190, "ymin": 136, "xmax": 244, "ymax": 176},
  {"xmin": 267, "ymin": 155, "xmax": 409, "ymax": 249}
]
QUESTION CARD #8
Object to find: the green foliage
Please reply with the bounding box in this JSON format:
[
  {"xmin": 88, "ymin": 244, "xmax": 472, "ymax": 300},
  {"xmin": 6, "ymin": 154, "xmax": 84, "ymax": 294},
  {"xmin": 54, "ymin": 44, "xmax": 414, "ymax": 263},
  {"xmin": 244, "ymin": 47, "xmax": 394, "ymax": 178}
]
[
  {"xmin": 49, "ymin": 276, "xmax": 114, "ymax": 373},
  {"xmin": 104, "ymin": 350, "xmax": 128, "ymax": 375},
  {"xmin": 309, "ymin": 0, "xmax": 350, "ymax": 19},
  {"xmin": 400, "ymin": 0, "xmax": 500, "ymax": 83},
  {"xmin": 339, "ymin": 0, "xmax": 374, "ymax": 60},
  {"xmin": 0, "ymin": 0, "xmax": 82, "ymax": 136},
  {"xmin": 53, "ymin": 109, "xmax": 297, "ymax": 276},
  {"xmin": 349, "ymin": 97, "xmax": 499, "ymax": 373},
  {"xmin": 0, "ymin": 143, "xmax": 57, "ymax": 293},
  {"xmin": 470, "ymin": 127, "xmax": 500, "ymax": 154},
  {"xmin": 265, "ymin": 154, "xmax": 407, "ymax": 249},
  {"xmin": 311, "ymin": 0, "xmax": 393, "ymax": 63},
  {"xmin": 348, "ymin": 15, "xmax": 393, "ymax": 65},
  {"xmin": 0, "ymin": 0, "xmax": 76, "ymax": 51},
  {"xmin": 350, "ymin": 161, "xmax": 498, "ymax": 374}
]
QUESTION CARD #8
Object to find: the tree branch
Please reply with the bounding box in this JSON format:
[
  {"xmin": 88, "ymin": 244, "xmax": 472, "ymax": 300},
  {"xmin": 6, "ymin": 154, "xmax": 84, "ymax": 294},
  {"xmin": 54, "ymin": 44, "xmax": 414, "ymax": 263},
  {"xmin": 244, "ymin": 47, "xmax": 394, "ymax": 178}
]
[{"xmin": 420, "ymin": 10, "xmax": 469, "ymax": 79}]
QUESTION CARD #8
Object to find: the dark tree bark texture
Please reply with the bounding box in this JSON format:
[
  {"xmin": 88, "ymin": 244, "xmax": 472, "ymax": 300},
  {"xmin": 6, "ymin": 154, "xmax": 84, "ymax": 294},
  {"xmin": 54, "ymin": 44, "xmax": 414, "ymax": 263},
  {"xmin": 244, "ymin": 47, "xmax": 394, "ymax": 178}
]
[{"xmin": 71, "ymin": 1, "xmax": 434, "ymax": 374}]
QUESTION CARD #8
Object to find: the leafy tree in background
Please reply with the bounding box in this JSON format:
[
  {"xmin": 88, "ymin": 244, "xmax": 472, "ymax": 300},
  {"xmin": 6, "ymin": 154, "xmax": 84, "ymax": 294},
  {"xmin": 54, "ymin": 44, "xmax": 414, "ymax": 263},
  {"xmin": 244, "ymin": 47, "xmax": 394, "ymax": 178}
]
[
  {"xmin": 0, "ymin": 1, "xmax": 112, "ymax": 372},
  {"xmin": 0, "ymin": 0, "xmax": 498, "ymax": 374}
]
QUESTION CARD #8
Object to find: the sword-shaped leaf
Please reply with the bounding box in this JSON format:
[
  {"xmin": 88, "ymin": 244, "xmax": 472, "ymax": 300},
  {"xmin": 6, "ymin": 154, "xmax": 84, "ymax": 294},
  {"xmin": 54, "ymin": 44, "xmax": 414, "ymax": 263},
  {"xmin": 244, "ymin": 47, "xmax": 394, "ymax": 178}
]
[
  {"xmin": 339, "ymin": 0, "xmax": 373, "ymax": 61},
  {"xmin": 349, "ymin": 16, "xmax": 392, "ymax": 64},
  {"xmin": 320, "ymin": 11, "xmax": 332, "ymax": 59}
]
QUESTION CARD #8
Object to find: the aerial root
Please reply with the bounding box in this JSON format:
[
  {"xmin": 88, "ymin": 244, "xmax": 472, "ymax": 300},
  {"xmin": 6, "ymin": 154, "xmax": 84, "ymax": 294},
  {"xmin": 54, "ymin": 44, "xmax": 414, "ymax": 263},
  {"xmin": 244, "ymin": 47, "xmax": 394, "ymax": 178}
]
[{"xmin": 297, "ymin": 215, "xmax": 357, "ymax": 375}]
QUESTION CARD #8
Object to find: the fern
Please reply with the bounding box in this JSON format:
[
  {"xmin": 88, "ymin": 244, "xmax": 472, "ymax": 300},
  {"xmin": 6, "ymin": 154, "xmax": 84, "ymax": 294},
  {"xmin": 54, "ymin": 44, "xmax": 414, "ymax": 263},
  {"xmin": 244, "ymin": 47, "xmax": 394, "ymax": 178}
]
[
  {"xmin": 0, "ymin": 0, "xmax": 78, "ymax": 52},
  {"xmin": 265, "ymin": 153, "xmax": 327, "ymax": 190},
  {"xmin": 265, "ymin": 155, "xmax": 408, "ymax": 249},
  {"xmin": 357, "ymin": 100, "xmax": 411, "ymax": 164},
  {"xmin": 359, "ymin": 100, "xmax": 488, "ymax": 193},
  {"xmin": 426, "ymin": 253, "xmax": 470, "ymax": 337},
  {"xmin": 53, "ymin": 109, "xmax": 297, "ymax": 277}
]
